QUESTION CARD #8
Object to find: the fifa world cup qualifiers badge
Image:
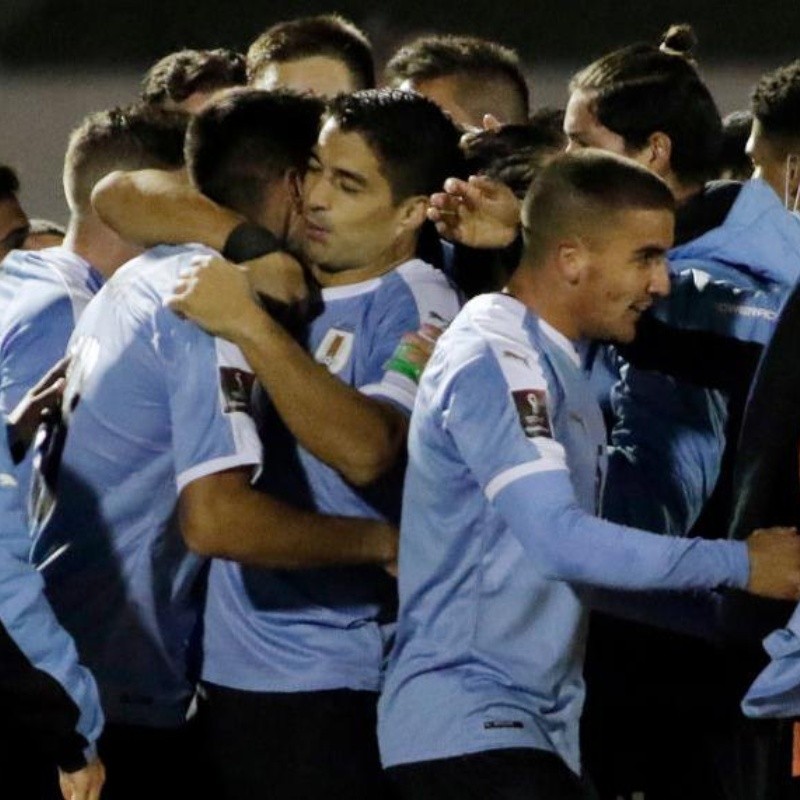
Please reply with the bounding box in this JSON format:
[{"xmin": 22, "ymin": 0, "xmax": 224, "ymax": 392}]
[
  {"xmin": 512, "ymin": 389, "xmax": 552, "ymax": 439},
  {"xmin": 219, "ymin": 367, "xmax": 255, "ymax": 414}
]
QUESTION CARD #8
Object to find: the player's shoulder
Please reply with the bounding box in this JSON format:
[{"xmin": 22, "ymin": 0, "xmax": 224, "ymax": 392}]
[
  {"xmin": 381, "ymin": 258, "xmax": 461, "ymax": 308},
  {"xmin": 434, "ymin": 293, "xmax": 549, "ymax": 394}
]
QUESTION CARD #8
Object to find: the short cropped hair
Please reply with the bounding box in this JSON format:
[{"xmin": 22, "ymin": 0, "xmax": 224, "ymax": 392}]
[
  {"xmin": 461, "ymin": 108, "xmax": 566, "ymax": 197},
  {"xmin": 570, "ymin": 24, "xmax": 721, "ymax": 186},
  {"xmin": 385, "ymin": 35, "xmax": 529, "ymax": 123},
  {"xmin": 186, "ymin": 88, "xmax": 323, "ymax": 219},
  {"xmin": 0, "ymin": 166, "xmax": 21, "ymax": 199},
  {"xmin": 141, "ymin": 49, "xmax": 247, "ymax": 106},
  {"xmin": 521, "ymin": 149, "xmax": 675, "ymax": 263},
  {"xmin": 64, "ymin": 104, "xmax": 187, "ymax": 214},
  {"xmin": 326, "ymin": 89, "xmax": 465, "ymax": 203},
  {"xmin": 751, "ymin": 60, "xmax": 800, "ymax": 146},
  {"xmin": 247, "ymin": 15, "xmax": 374, "ymax": 90}
]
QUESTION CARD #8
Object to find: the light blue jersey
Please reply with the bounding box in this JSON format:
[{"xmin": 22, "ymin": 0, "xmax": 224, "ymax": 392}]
[
  {"xmin": 30, "ymin": 244, "xmax": 262, "ymax": 727},
  {"xmin": 0, "ymin": 247, "xmax": 104, "ymax": 493},
  {"xmin": 0, "ymin": 434, "xmax": 103, "ymax": 767},
  {"xmin": 378, "ymin": 293, "xmax": 750, "ymax": 774},
  {"xmin": 202, "ymin": 259, "xmax": 462, "ymax": 693}
]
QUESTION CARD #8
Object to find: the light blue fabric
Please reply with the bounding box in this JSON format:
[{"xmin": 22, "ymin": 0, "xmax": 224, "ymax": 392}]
[
  {"xmin": 0, "ymin": 432, "xmax": 103, "ymax": 760},
  {"xmin": 0, "ymin": 247, "xmax": 104, "ymax": 496},
  {"xmin": 201, "ymin": 259, "xmax": 462, "ymax": 694},
  {"xmin": 742, "ymin": 603, "xmax": 800, "ymax": 718},
  {"xmin": 30, "ymin": 244, "xmax": 262, "ymax": 727},
  {"xmin": 378, "ymin": 294, "xmax": 750, "ymax": 774}
]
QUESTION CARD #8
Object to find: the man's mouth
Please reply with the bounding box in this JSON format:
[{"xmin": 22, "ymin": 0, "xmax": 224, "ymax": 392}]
[{"xmin": 304, "ymin": 218, "xmax": 330, "ymax": 243}]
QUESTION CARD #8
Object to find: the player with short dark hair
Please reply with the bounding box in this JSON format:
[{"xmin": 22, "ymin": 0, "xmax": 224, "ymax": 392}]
[
  {"xmin": 141, "ymin": 48, "xmax": 246, "ymax": 113},
  {"xmin": 378, "ymin": 149, "xmax": 800, "ymax": 800},
  {"xmin": 247, "ymin": 13, "xmax": 374, "ymax": 96},
  {"xmin": 748, "ymin": 59, "xmax": 800, "ymax": 208},
  {"xmin": 385, "ymin": 34, "xmax": 529, "ymax": 128},
  {"xmin": 166, "ymin": 88, "xmax": 464, "ymax": 798},
  {"xmin": 30, "ymin": 89, "xmax": 397, "ymax": 800}
]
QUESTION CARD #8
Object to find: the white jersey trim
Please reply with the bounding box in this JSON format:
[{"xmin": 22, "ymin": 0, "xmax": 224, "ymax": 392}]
[
  {"xmin": 538, "ymin": 318, "xmax": 581, "ymax": 367},
  {"xmin": 176, "ymin": 452, "xmax": 261, "ymax": 494},
  {"xmin": 396, "ymin": 259, "xmax": 461, "ymax": 328},
  {"xmin": 485, "ymin": 460, "xmax": 567, "ymax": 501},
  {"xmin": 362, "ymin": 375, "xmax": 416, "ymax": 413},
  {"xmin": 320, "ymin": 278, "xmax": 381, "ymax": 301}
]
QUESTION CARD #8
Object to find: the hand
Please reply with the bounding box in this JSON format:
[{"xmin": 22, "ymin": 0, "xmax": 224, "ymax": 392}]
[
  {"xmin": 427, "ymin": 174, "xmax": 520, "ymax": 249},
  {"xmin": 167, "ymin": 255, "xmax": 264, "ymax": 341},
  {"xmin": 6, "ymin": 356, "xmax": 70, "ymax": 453},
  {"xmin": 58, "ymin": 757, "xmax": 105, "ymax": 800},
  {"xmin": 746, "ymin": 526, "xmax": 800, "ymax": 600}
]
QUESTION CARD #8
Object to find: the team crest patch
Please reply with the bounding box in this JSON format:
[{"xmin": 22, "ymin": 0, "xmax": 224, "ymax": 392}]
[
  {"xmin": 315, "ymin": 328, "xmax": 354, "ymax": 374},
  {"xmin": 512, "ymin": 389, "xmax": 552, "ymax": 439},
  {"xmin": 219, "ymin": 368, "xmax": 255, "ymax": 413}
]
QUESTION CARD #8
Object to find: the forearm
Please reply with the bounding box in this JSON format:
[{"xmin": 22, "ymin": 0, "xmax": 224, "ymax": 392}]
[
  {"xmin": 92, "ymin": 168, "xmax": 243, "ymax": 249},
  {"xmin": 496, "ymin": 470, "xmax": 749, "ymax": 592},
  {"xmin": 180, "ymin": 474, "xmax": 397, "ymax": 569},
  {"xmin": 236, "ymin": 311, "xmax": 407, "ymax": 485}
]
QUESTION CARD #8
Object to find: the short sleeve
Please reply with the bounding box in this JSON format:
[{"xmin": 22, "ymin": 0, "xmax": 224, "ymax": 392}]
[
  {"xmin": 442, "ymin": 343, "xmax": 568, "ymax": 502},
  {"xmin": 157, "ymin": 311, "xmax": 262, "ymax": 492},
  {"xmin": 360, "ymin": 263, "xmax": 462, "ymax": 414}
]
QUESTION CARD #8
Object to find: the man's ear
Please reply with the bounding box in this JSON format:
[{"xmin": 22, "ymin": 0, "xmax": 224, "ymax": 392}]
[
  {"xmin": 555, "ymin": 237, "xmax": 588, "ymax": 285},
  {"xmin": 642, "ymin": 131, "xmax": 673, "ymax": 179},
  {"xmin": 395, "ymin": 195, "xmax": 428, "ymax": 234}
]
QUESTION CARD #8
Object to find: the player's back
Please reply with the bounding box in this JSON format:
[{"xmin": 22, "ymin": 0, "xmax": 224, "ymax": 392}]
[{"xmin": 31, "ymin": 243, "xmax": 218, "ymax": 727}]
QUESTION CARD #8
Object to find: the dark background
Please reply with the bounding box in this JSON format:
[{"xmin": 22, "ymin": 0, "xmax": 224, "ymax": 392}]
[
  {"xmin": 1, "ymin": 0, "xmax": 798, "ymax": 70},
  {"xmin": 1, "ymin": 1, "xmax": 796, "ymax": 222}
]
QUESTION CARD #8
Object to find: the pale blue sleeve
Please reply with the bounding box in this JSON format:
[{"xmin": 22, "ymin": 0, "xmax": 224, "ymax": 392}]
[
  {"xmin": 156, "ymin": 310, "xmax": 262, "ymax": 491},
  {"xmin": 0, "ymin": 442, "xmax": 103, "ymax": 768},
  {"xmin": 443, "ymin": 355, "xmax": 750, "ymax": 593}
]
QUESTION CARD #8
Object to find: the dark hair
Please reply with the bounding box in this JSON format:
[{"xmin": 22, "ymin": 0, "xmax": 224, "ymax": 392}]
[
  {"xmin": 0, "ymin": 165, "xmax": 20, "ymax": 199},
  {"xmin": 522, "ymin": 149, "xmax": 675, "ymax": 261},
  {"xmin": 65, "ymin": 104, "xmax": 187, "ymax": 214},
  {"xmin": 141, "ymin": 49, "xmax": 247, "ymax": 106},
  {"xmin": 247, "ymin": 14, "xmax": 374, "ymax": 91},
  {"xmin": 326, "ymin": 89, "xmax": 465, "ymax": 203},
  {"xmin": 461, "ymin": 108, "xmax": 566, "ymax": 197},
  {"xmin": 569, "ymin": 24, "xmax": 721, "ymax": 186},
  {"xmin": 720, "ymin": 110, "xmax": 754, "ymax": 180},
  {"xmin": 385, "ymin": 34, "xmax": 529, "ymax": 123},
  {"xmin": 751, "ymin": 60, "xmax": 800, "ymax": 141},
  {"xmin": 186, "ymin": 88, "xmax": 323, "ymax": 219}
]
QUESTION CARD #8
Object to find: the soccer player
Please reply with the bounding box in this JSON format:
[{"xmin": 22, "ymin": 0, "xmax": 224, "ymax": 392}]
[
  {"xmin": 385, "ymin": 34, "xmax": 529, "ymax": 129},
  {"xmin": 30, "ymin": 89, "xmax": 396, "ymax": 800},
  {"xmin": 167, "ymin": 88, "xmax": 464, "ymax": 799},
  {"xmin": 0, "ymin": 104, "xmax": 186, "ymax": 496},
  {"xmin": 377, "ymin": 150, "xmax": 800, "ymax": 800},
  {"xmin": 747, "ymin": 59, "xmax": 800, "ymax": 210},
  {"xmin": 90, "ymin": 15, "xmax": 375, "ymax": 251},
  {"xmin": 140, "ymin": 48, "xmax": 247, "ymax": 114},
  {"xmin": 247, "ymin": 13, "xmax": 374, "ymax": 96}
]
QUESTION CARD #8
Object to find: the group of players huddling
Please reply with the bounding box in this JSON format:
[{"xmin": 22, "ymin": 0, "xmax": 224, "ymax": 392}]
[{"xmin": 3, "ymin": 13, "xmax": 800, "ymax": 800}]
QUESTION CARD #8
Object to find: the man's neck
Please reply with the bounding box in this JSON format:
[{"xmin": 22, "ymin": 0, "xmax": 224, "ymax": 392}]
[
  {"xmin": 505, "ymin": 266, "xmax": 580, "ymax": 342},
  {"xmin": 63, "ymin": 214, "xmax": 142, "ymax": 279},
  {"xmin": 311, "ymin": 238, "xmax": 417, "ymax": 288}
]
